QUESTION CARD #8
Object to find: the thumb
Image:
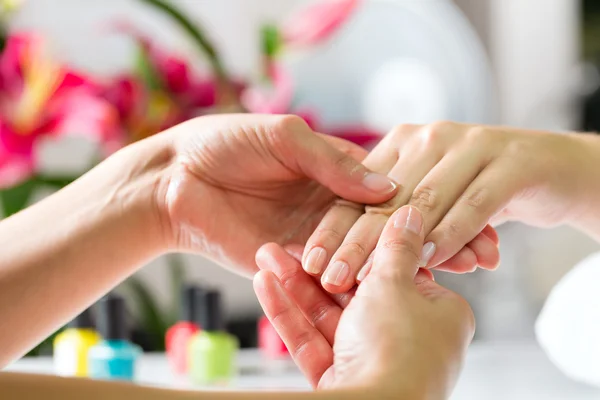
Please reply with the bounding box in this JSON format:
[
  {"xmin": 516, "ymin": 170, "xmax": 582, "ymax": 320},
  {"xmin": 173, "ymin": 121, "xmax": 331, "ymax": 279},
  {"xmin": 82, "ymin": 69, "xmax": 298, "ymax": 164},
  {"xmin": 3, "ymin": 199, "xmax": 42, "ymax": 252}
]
[
  {"xmin": 367, "ymin": 206, "xmax": 425, "ymax": 285},
  {"xmin": 282, "ymin": 116, "xmax": 398, "ymax": 204}
]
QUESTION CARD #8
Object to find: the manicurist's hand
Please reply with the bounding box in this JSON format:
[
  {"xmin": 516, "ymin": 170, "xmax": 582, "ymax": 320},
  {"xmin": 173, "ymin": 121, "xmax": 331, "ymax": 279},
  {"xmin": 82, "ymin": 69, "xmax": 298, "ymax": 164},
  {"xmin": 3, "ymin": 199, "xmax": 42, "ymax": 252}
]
[
  {"xmin": 255, "ymin": 206, "xmax": 475, "ymax": 399},
  {"xmin": 0, "ymin": 113, "xmax": 398, "ymax": 365},
  {"xmin": 304, "ymin": 122, "xmax": 600, "ymax": 293},
  {"xmin": 159, "ymin": 114, "xmax": 398, "ymax": 275}
]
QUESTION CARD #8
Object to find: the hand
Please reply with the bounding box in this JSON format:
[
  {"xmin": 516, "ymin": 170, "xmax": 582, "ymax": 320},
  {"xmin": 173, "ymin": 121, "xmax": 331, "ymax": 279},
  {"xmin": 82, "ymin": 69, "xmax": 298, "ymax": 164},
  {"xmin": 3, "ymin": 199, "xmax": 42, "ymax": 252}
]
[
  {"xmin": 303, "ymin": 122, "xmax": 600, "ymax": 292},
  {"xmin": 157, "ymin": 114, "xmax": 398, "ymax": 276},
  {"xmin": 254, "ymin": 206, "xmax": 475, "ymax": 398}
]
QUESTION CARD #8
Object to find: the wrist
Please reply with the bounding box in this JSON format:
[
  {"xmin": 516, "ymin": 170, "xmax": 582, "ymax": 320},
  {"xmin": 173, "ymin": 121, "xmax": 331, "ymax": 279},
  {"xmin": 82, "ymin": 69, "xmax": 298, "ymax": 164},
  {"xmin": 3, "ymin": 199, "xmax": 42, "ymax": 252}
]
[
  {"xmin": 99, "ymin": 132, "xmax": 176, "ymax": 257},
  {"xmin": 566, "ymin": 132, "xmax": 600, "ymax": 237}
]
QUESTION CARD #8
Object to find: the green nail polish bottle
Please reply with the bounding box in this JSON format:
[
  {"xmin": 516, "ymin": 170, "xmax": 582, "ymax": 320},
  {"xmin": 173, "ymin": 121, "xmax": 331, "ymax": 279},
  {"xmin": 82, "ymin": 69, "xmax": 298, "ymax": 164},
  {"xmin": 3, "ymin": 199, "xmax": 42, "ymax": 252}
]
[{"xmin": 188, "ymin": 289, "xmax": 238, "ymax": 386}]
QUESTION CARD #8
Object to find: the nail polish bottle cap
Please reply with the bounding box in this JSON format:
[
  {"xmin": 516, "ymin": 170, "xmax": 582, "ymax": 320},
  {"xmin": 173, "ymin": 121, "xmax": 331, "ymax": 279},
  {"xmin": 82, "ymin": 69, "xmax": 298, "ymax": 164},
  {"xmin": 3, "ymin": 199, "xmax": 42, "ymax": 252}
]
[
  {"xmin": 195, "ymin": 289, "xmax": 224, "ymax": 332},
  {"xmin": 97, "ymin": 294, "xmax": 129, "ymax": 341},
  {"xmin": 182, "ymin": 285, "xmax": 204, "ymax": 323},
  {"xmin": 67, "ymin": 307, "xmax": 95, "ymax": 329}
]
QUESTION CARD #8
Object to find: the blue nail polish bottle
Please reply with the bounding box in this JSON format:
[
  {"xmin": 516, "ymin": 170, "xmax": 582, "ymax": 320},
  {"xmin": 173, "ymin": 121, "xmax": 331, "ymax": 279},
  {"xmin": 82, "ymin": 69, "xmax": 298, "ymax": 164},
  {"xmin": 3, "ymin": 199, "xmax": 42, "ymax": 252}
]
[{"xmin": 88, "ymin": 295, "xmax": 141, "ymax": 381}]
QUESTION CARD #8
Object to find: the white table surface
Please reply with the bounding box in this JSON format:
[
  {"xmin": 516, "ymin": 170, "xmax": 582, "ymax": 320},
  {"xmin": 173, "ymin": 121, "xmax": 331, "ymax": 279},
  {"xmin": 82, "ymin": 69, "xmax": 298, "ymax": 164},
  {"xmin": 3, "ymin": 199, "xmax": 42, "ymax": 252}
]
[{"xmin": 6, "ymin": 342, "xmax": 600, "ymax": 399}]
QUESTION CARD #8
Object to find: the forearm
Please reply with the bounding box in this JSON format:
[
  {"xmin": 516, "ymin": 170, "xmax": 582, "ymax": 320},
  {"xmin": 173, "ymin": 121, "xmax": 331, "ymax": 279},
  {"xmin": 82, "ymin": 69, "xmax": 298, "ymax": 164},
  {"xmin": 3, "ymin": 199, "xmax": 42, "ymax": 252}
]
[
  {"xmin": 567, "ymin": 133, "xmax": 600, "ymax": 243},
  {"xmin": 0, "ymin": 373, "xmax": 380, "ymax": 400},
  {"xmin": 0, "ymin": 135, "xmax": 173, "ymax": 366}
]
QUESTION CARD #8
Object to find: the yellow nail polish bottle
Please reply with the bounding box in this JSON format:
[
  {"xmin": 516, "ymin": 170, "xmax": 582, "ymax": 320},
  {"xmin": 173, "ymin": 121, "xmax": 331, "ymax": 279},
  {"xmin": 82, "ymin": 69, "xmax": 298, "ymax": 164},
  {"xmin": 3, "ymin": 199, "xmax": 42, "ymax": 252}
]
[{"xmin": 53, "ymin": 308, "xmax": 102, "ymax": 377}]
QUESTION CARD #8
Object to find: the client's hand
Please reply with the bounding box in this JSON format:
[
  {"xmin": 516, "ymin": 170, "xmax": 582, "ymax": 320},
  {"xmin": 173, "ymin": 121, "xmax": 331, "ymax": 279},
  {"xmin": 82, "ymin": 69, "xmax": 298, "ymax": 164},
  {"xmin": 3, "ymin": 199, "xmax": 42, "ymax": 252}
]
[
  {"xmin": 303, "ymin": 121, "xmax": 597, "ymax": 293},
  {"xmin": 255, "ymin": 206, "xmax": 474, "ymax": 398},
  {"xmin": 158, "ymin": 114, "xmax": 398, "ymax": 276}
]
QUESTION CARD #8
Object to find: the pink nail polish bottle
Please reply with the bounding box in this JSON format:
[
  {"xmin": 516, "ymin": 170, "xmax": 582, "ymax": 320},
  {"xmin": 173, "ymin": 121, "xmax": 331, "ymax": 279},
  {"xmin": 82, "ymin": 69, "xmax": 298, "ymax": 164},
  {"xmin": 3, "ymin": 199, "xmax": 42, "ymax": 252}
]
[
  {"xmin": 258, "ymin": 316, "xmax": 288, "ymax": 359},
  {"xmin": 166, "ymin": 285, "xmax": 203, "ymax": 375}
]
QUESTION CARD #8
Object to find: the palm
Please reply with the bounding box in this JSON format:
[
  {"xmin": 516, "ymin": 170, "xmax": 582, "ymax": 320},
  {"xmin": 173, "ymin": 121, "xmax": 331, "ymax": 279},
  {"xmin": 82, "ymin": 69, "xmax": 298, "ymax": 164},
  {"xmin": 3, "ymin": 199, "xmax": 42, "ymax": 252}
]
[{"xmin": 166, "ymin": 119, "xmax": 350, "ymax": 276}]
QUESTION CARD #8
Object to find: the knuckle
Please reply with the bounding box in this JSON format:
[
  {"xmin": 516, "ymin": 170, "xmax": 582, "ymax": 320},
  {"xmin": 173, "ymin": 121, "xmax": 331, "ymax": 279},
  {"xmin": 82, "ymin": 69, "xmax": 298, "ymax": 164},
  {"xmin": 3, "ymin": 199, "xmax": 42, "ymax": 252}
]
[
  {"xmin": 365, "ymin": 195, "xmax": 404, "ymax": 216},
  {"xmin": 465, "ymin": 126, "xmax": 490, "ymax": 143},
  {"xmin": 333, "ymin": 152, "xmax": 359, "ymax": 174},
  {"xmin": 505, "ymin": 139, "xmax": 535, "ymax": 160},
  {"xmin": 439, "ymin": 222, "xmax": 463, "ymax": 240},
  {"xmin": 381, "ymin": 238, "xmax": 420, "ymax": 260},
  {"xmin": 270, "ymin": 307, "xmax": 291, "ymax": 328},
  {"xmin": 459, "ymin": 187, "xmax": 487, "ymax": 212},
  {"xmin": 277, "ymin": 267, "xmax": 302, "ymax": 289},
  {"xmin": 309, "ymin": 301, "xmax": 333, "ymax": 326},
  {"xmin": 419, "ymin": 121, "xmax": 453, "ymax": 144},
  {"xmin": 410, "ymin": 186, "xmax": 438, "ymax": 213},
  {"xmin": 290, "ymin": 331, "xmax": 314, "ymax": 357},
  {"xmin": 332, "ymin": 198, "xmax": 365, "ymax": 213},
  {"xmin": 340, "ymin": 241, "xmax": 368, "ymax": 258},
  {"xmin": 390, "ymin": 123, "xmax": 418, "ymax": 139},
  {"xmin": 274, "ymin": 114, "xmax": 308, "ymax": 134},
  {"xmin": 314, "ymin": 227, "xmax": 345, "ymax": 242}
]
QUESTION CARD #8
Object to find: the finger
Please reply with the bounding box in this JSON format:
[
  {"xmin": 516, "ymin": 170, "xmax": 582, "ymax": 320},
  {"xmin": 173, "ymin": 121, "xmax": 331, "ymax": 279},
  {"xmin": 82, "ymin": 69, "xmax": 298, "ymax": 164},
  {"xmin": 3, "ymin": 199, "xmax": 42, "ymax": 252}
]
[
  {"xmin": 430, "ymin": 229, "xmax": 499, "ymax": 273},
  {"xmin": 433, "ymin": 246, "xmax": 478, "ymax": 274},
  {"xmin": 257, "ymin": 244, "xmax": 344, "ymax": 344},
  {"xmin": 283, "ymin": 244, "xmax": 355, "ymax": 308},
  {"xmin": 283, "ymin": 116, "xmax": 398, "ymax": 203},
  {"xmin": 302, "ymin": 200, "xmax": 364, "ymax": 275},
  {"xmin": 253, "ymin": 270, "xmax": 333, "ymax": 387},
  {"xmin": 301, "ymin": 130, "xmax": 405, "ymax": 277},
  {"xmin": 318, "ymin": 129, "xmax": 432, "ymax": 292},
  {"xmin": 404, "ymin": 148, "xmax": 483, "ymax": 239},
  {"xmin": 481, "ymin": 224, "xmax": 500, "ymax": 245},
  {"xmin": 466, "ymin": 232, "xmax": 500, "ymax": 270},
  {"xmin": 366, "ymin": 205, "xmax": 425, "ymax": 285},
  {"xmin": 356, "ymin": 251, "xmax": 374, "ymax": 283},
  {"xmin": 321, "ymin": 213, "xmax": 387, "ymax": 292},
  {"xmin": 425, "ymin": 161, "xmax": 522, "ymax": 267}
]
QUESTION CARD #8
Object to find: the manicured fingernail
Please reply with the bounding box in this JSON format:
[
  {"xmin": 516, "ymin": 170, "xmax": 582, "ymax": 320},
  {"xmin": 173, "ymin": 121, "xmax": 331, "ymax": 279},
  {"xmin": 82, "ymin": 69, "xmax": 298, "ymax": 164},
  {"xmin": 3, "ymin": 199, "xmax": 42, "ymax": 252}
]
[
  {"xmin": 357, "ymin": 255, "xmax": 373, "ymax": 282},
  {"xmin": 420, "ymin": 242, "xmax": 436, "ymax": 267},
  {"xmin": 362, "ymin": 173, "xmax": 397, "ymax": 194},
  {"xmin": 393, "ymin": 206, "xmax": 422, "ymax": 234},
  {"xmin": 323, "ymin": 261, "xmax": 350, "ymax": 287},
  {"xmin": 304, "ymin": 247, "xmax": 327, "ymax": 275}
]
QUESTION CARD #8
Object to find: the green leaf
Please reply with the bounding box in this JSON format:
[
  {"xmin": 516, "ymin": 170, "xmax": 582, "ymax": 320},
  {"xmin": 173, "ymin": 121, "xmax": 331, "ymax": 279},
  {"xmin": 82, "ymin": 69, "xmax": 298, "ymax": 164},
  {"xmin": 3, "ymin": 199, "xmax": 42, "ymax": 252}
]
[
  {"xmin": 126, "ymin": 277, "xmax": 168, "ymax": 351},
  {"xmin": 33, "ymin": 174, "xmax": 77, "ymax": 189},
  {"xmin": 0, "ymin": 179, "xmax": 35, "ymax": 218},
  {"xmin": 138, "ymin": 0, "xmax": 228, "ymax": 82},
  {"xmin": 26, "ymin": 327, "xmax": 64, "ymax": 357},
  {"xmin": 261, "ymin": 24, "xmax": 282, "ymax": 59},
  {"xmin": 135, "ymin": 45, "xmax": 164, "ymax": 91},
  {"xmin": 167, "ymin": 254, "xmax": 186, "ymax": 324}
]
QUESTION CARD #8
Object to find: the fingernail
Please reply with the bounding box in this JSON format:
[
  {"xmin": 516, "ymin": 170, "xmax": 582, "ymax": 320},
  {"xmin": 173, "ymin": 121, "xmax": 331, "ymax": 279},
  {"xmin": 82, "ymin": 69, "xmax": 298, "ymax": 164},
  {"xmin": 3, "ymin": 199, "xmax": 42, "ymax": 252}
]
[
  {"xmin": 304, "ymin": 247, "xmax": 327, "ymax": 275},
  {"xmin": 393, "ymin": 206, "xmax": 422, "ymax": 234},
  {"xmin": 356, "ymin": 254, "xmax": 374, "ymax": 282},
  {"xmin": 420, "ymin": 242, "xmax": 436, "ymax": 267},
  {"xmin": 323, "ymin": 261, "xmax": 350, "ymax": 287},
  {"xmin": 362, "ymin": 173, "xmax": 397, "ymax": 194}
]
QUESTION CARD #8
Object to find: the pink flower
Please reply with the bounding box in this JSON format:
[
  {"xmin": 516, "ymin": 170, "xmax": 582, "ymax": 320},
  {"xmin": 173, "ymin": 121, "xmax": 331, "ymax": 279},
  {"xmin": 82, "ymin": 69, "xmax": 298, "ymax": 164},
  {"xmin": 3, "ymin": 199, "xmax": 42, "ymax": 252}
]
[
  {"xmin": 103, "ymin": 25, "xmax": 247, "ymax": 143},
  {"xmin": 102, "ymin": 75, "xmax": 183, "ymax": 143},
  {"xmin": 242, "ymin": 63, "xmax": 293, "ymax": 115},
  {"xmin": 328, "ymin": 125, "xmax": 382, "ymax": 150},
  {"xmin": 282, "ymin": 0, "xmax": 361, "ymax": 47},
  {"xmin": 0, "ymin": 33, "xmax": 118, "ymax": 189},
  {"xmin": 241, "ymin": 63, "xmax": 319, "ymax": 129}
]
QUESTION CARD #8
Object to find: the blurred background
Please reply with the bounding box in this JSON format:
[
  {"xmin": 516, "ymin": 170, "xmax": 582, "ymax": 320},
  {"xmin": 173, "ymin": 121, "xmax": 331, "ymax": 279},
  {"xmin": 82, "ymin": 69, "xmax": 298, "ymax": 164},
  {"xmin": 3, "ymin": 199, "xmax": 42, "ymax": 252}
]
[{"xmin": 1, "ymin": 0, "xmax": 600, "ymax": 353}]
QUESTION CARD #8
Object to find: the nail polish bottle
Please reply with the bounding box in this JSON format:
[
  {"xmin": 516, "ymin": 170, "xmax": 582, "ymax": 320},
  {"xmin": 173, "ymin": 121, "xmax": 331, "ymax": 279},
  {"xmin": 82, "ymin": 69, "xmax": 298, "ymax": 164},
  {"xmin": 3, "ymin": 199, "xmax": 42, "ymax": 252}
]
[
  {"xmin": 166, "ymin": 285, "xmax": 202, "ymax": 375},
  {"xmin": 88, "ymin": 295, "xmax": 141, "ymax": 381},
  {"xmin": 53, "ymin": 308, "xmax": 102, "ymax": 377},
  {"xmin": 188, "ymin": 289, "xmax": 239, "ymax": 386},
  {"xmin": 258, "ymin": 316, "xmax": 288, "ymax": 360}
]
